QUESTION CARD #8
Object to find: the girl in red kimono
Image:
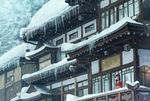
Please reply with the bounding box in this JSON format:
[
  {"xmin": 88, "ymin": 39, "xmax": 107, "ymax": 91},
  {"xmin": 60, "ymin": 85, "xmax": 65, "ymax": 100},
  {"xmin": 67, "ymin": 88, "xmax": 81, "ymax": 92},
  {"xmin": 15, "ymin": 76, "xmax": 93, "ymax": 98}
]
[{"xmin": 115, "ymin": 73, "xmax": 123, "ymax": 101}]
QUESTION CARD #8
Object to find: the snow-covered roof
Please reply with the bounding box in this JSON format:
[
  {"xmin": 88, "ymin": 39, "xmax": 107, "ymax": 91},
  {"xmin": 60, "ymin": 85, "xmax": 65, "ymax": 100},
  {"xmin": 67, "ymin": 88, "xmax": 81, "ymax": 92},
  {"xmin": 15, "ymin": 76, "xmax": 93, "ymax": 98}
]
[
  {"xmin": 25, "ymin": 44, "xmax": 57, "ymax": 60},
  {"xmin": 61, "ymin": 17, "xmax": 143, "ymax": 53},
  {"xmin": 0, "ymin": 43, "xmax": 35, "ymax": 69},
  {"xmin": 22, "ymin": 58, "xmax": 76, "ymax": 82},
  {"xmin": 11, "ymin": 85, "xmax": 51, "ymax": 101},
  {"xmin": 20, "ymin": 0, "xmax": 79, "ymax": 38}
]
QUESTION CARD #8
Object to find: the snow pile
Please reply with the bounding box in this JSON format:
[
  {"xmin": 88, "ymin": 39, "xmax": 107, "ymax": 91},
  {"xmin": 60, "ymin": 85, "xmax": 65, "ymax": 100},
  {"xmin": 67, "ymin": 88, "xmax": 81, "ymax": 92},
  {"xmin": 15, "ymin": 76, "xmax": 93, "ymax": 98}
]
[
  {"xmin": 11, "ymin": 85, "xmax": 50, "ymax": 101},
  {"xmin": 126, "ymin": 81, "xmax": 140, "ymax": 90},
  {"xmin": 61, "ymin": 17, "xmax": 143, "ymax": 52},
  {"xmin": 25, "ymin": 44, "xmax": 57, "ymax": 60},
  {"xmin": 0, "ymin": 43, "xmax": 35, "ymax": 69},
  {"xmin": 20, "ymin": 0, "xmax": 79, "ymax": 38},
  {"xmin": 66, "ymin": 94, "xmax": 79, "ymax": 101},
  {"xmin": 22, "ymin": 58, "xmax": 76, "ymax": 80}
]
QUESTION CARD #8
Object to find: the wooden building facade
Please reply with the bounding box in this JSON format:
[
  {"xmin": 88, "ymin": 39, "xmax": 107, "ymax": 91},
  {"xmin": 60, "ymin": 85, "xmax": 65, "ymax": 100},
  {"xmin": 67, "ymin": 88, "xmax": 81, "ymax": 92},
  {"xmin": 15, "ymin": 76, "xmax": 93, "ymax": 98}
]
[{"xmin": 15, "ymin": 0, "xmax": 150, "ymax": 101}]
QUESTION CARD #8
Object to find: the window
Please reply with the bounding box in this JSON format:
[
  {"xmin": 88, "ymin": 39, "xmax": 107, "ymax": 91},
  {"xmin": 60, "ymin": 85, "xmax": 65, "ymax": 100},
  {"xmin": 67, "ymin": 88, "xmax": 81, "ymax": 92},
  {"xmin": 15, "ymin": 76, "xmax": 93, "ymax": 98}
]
[
  {"xmin": 77, "ymin": 80, "xmax": 88, "ymax": 97},
  {"xmin": 100, "ymin": 0, "xmax": 109, "ymax": 8},
  {"xmin": 122, "ymin": 67, "xmax": 134, "ymax": 85},
  {"xmin": 101, "ymin": 11, "xmax": 109, "ymax": 30},
  {"xmin": 134, "ymin": 0, "xmax": 140, "ymax": 16},
  {"xmin": 54, "ymin": 34, "xmax": 65, "ymax": 46},
  {"xmin": 138, "ymin": 49, "xmax": 150, "ymax": 67},
  {"xmin": 124, "ymin": 2, "xmax": 128, "ymax": 17},
  {"xmin": 102, "ymin": 74, "xmax": 110, "ymax": 92},
  {"xmin": 111, "ymin": 0, "xmax": 117, "ymax": 3},
  {"xmin": 39, "ymin": 54, "xmax": 51, "ymax": 69},
  {"xmin": 77, "ymin": 88, "xmax": 88, "ymax": 97},
  {"xmin": 101, "ymin": 54, "xmax": 120, "ymax": 71},
  {"xmin": 122, "ymin": 49, "xmax": 133, "ymax": 65},
  {"xmin": 6, "ymin": 70, "xmax": 14, "ymax": 87},
  {"xmin": 64, "ymin": 84, "xmax": 75, "ymax": 101},
  {"xmin": 91, "ymin": 60, "xmax": 99, "ymax": 74},
  {"xmin": 119, "ymin": 5, "xmax": 124, "ymax": 20},
  {"xmin": 56, "ymin": 38, "xmax": 63, "ymax": 46},
  {"xmin": 111, "ymin": 70, "xmax": 122, "ymax": 90},
  {"xmin": 78, "ymin": 80, "xmax": 88, "ymax": 88},
  {"xmin": 85, "ymin": 24, "xmax": 95, "ymax": 33},
  {"xmin": 67, "ymin": 27, "xmax": 81, "ymax": 42},
  {"xmin": 93, "ymin": 76, "xmax": 102, "ymax": 94},
  {"xmin": 64, "ymin": 84, "xmax": 75, "ymax": 91},
  {"xmin": 69, "ymin": 32, "xmax": 78, "ymax": 40},
  {"xmin": 128, "ymin": 0, "xmax": 134, "ymax": 17},
  {"xmin": 110, "ymin": 7, "xmax": 117, "ymax": 25}
]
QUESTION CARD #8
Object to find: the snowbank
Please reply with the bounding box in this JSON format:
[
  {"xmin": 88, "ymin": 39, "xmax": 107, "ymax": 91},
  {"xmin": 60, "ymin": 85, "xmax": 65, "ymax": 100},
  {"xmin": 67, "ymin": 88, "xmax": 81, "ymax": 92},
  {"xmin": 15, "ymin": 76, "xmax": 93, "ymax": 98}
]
[
  {"xmin": 0, "ymin": 43, "xmax": 35, "ymax": 69},
  {"xmin": 61, "ymin": 17, "xmax": 143, "ymax": 52}
]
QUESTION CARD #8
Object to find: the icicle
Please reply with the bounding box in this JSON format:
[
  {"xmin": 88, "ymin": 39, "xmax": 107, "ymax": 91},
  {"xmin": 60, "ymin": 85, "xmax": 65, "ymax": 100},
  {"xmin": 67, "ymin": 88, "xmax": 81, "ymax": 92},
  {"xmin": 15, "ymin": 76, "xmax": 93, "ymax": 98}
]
[
  {"xmin": 55, "ymin": 19, "xmax": 58, "ymax": 32},
  {"xmin": 61, "ymin": 15, "xmax": 65, "ymax": 27}
]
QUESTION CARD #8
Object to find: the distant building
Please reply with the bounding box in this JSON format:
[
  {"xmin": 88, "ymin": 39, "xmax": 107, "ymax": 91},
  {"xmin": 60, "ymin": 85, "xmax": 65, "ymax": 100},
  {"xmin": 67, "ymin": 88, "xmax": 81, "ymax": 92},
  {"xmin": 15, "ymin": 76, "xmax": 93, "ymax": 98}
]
[
  {"xmin": 0, "ymin": 43, "xmax": 37, "ymax": 101},
  {"xmin": 12, "ymin": 0, "xmax": 150, "ymax": 101}
]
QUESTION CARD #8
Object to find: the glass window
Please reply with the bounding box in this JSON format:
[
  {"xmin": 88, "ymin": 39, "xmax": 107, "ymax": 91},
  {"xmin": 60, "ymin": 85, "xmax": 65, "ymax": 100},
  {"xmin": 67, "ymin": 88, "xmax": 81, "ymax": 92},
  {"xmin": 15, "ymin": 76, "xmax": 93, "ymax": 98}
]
[
  {"xmin": 77, "ymin": 80, "xmax": 88, "ymax": 97},
  {"xmin": 122, "ymin": 49, "xmax": 134, "ymax": 65},
  {"xmin": 101, "ymin": 11, "xmax": 109, "ymax": 30},
  {"xmin": 69, "ymin": 32, "xmax": 78, "ymax": 40},
  {"xmin": 100, "ymin": 0, "xmax": 109, "ymax": 8},
  {"xmin": 119, "ymin": 5, "xmax": 124, "ymax": 20},
  {"xmin": 111, "ymin": 70, "xmax": 121, "ymax": 90},
  {"xmin": 101, "ymin": 12, "xmax": 105, "ymax": 30},
  {"xmin": 111, "ymin": 0, "xmax": 117, "ymax": 3},
  {"xmin": 78, "ymin": 80, "xmax": 88, "ymax": 88},
  {"xmin": 93, "ymin": 76, "xmax": 102, "ymax": 94},
  {"xmin": 77, "ymin": 88, "xmax": 88, "ymax": 97},
  {"xmin": 56, "ymin": 38, "xmax": 63, "ymax": 46},
  {"xmin": 85, "ymin": 24, "xmax": 95, "ymax": 33},
  {"xmin": 134, "ymin": 0, "xmax": 140, "ymax": 16},
  {"xmin": 128, "ymin": 0, "xmax": 134, "ymax": 17},
  {"xmin": 64, "ymin": 84, "xmax": 75, "ymax": 101},
  {"xmin": 101, "ymin": 54, "xmax": 120, "ymax": 71},
  {"xmin": 138, "ymin": 49, "xmax": 150, "ymax": 67},
  {"xmin": 91, "ymin": 60, "xmax": 99, "ymax": 74},
  {"xmin": 111, "ymin": 67, "xmax": 134, "ymax": 90},
  {"xmin": 122, "ymin": 66, "xmax": 134, "ymax": 85},
  {"xmin": 124, "ymin": 2, "xmax": 128, "ymax": 17},
  {"xmin": 110, "ymin": 7, "xmax": 117, "ymax": 25},
  {"xmin": 64, "ymin": 84, "xmax": 74, "ymax": 91},
  {"xmin": 102, "ymin": 74, "xmax": 110, "ymax": 92}
]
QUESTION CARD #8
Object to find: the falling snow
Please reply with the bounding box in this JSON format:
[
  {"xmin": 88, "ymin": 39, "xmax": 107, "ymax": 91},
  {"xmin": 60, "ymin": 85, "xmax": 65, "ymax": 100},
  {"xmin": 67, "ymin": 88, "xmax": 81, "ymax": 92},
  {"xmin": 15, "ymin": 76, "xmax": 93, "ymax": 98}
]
[{"xmin": 0, "ymin": 0, "xmax": 48, "ymax": 56}]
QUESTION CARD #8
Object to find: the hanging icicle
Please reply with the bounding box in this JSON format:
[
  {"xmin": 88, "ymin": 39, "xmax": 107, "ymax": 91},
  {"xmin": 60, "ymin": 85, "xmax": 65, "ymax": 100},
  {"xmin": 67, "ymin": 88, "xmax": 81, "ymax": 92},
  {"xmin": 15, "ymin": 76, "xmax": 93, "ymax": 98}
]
[{"xmin": 55, "ymin": 19, "xmax": 58, "ymax": 32}]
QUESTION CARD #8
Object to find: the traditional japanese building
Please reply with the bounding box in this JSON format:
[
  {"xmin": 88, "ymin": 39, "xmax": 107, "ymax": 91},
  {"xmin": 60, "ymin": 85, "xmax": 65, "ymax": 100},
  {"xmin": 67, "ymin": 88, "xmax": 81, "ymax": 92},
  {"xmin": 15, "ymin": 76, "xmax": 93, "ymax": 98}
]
[
  {"xmin": 0, "ymin": 43, "xmax": 37, "ymax": 101},
  {"xmin": 12, "ymin": 0, "xmax": 150, "ymax": 101}
]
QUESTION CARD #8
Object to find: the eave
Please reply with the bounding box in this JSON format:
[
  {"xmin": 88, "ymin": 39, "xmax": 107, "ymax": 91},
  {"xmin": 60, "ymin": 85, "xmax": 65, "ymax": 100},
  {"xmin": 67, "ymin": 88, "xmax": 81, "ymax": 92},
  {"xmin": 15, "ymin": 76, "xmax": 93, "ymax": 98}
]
[
  {"xmin": 68, "ymin": 22, "xmax": 145, "ymax": 60},
  {"xmin": 25, "ymin": 44, "xmax": 58, "ymax": 60}
]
